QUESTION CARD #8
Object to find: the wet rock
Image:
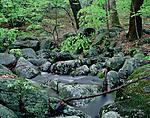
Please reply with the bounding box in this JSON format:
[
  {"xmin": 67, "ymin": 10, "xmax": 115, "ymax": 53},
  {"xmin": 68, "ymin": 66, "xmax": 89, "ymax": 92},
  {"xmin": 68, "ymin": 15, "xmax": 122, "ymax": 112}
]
[
  {"xmin": 71, "ymin": 65, "xmax": 89, "ymax": 76},
  {"xmin": 0, "ymin": 53, "xmax": 16, "ymax": 67},
  {"xmin": 12, "ymin": 36, "xmax": 39, "ymax": 50},
  {"xmin": 0, "ymin": 104, "xmax": 18, "ymax": 118},
  {"xmin": 0, "ymin": 64, "xmax": 12, "ymax": 75},
  {"xmin": 102, "ymin": 111, "xmax": 122, "ymax": 118},
  {"xmin": 15, "ymin": 57, "xmax": 39, "ymax": 79},
  {"xmin": 106, "ymin": 53, "xmax": 124, "ymax": 70},
  {"xmin": 40, "ymin": 61, "xmax": 52, "ymax": 72},
  {"xmin": 28, "ymin": 58, "xmax": 47, "ymax": 66},
  {"xmin": 50, "ymin": 60, "xmax": 81, "ymax": 75},
  {"xmin": 22, "ymin": 48, "xmax": 37, "ymax": 59},
  {"xmin": 107, "ymin": 71, "xmax": 120, "ymax": 89}
]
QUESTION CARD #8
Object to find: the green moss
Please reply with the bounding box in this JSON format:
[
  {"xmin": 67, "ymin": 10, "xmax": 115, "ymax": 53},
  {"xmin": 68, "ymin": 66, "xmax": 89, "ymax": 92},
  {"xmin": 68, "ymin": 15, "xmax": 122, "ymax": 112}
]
[{"xmin": 97, "ymin": 72, "xmax": 105, "ymax": 79}]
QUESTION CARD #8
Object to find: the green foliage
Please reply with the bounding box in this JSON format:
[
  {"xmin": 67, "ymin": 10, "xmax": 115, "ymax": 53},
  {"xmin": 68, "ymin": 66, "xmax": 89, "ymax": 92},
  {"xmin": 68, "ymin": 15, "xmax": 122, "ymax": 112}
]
[
  {"xmin": 79, "ymin": 0, "xmax": 106, "ymax": 29},
  {"xmin": 60, "ymin": 34, "xmax": 92, "ymax": 53},
  {"xmin": 26, "ymin": 24, "xmax": 43, "ymax": 31},
  {"xmin": 145, "ymin": 54, "xmax": 150, "ymax": 60},
  {"xmin": 97, "ymin": 71, "xmax": 105, "ymax": 79},
  {"xmin": 7, "ymin": 78, "xmax": 37, "ymax": 97},
  {"xmin": 9, "ymin": 49, "xmax": 22, "ymax": 57},
  {"xmin": 139, "ymin": 0, "xmax": 150, "ymax": 17},
  {"xmin": 0, "ymin": 0, "xmax": 49, "ymax": 26},
  {"xmin": 0, "ymin": 28, "xmax": 18, "ymax": 51}
]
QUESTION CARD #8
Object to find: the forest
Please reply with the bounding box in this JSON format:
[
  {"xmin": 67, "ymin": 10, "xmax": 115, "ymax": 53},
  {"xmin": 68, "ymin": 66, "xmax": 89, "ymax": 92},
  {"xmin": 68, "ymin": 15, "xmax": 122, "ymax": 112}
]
[{"xmin": 0, "ymin": 0, "xmax": 150, "ymax": 118}]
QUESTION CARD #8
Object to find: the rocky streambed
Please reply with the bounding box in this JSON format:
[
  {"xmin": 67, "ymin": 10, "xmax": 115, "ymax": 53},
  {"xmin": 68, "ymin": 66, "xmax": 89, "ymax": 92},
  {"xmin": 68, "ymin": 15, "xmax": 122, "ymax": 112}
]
[{"xmin": 0, "ymin": 35, "xmax": 150, "ymax": 118}]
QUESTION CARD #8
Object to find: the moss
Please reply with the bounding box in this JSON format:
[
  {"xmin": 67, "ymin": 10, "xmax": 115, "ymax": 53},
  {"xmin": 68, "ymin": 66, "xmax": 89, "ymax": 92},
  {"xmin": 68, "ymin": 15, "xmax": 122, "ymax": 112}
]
[{"xmin": 99, "ymin": 64, "xmax": 150, "ymax": 117}]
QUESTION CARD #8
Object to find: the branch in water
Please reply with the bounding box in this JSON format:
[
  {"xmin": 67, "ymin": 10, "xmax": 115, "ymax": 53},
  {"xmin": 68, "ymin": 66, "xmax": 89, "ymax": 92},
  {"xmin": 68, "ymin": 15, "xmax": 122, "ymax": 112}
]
[{"xmin": 63, "ymin": 74, "xmax": 150, "ymax": 103}]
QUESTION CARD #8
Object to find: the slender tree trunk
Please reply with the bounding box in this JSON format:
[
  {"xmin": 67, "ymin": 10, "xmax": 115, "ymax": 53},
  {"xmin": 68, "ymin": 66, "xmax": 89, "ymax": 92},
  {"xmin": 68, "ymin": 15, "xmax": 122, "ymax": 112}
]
[
  {"xmin": 109, "ymin": 0, "xmax": 121, "ymax": 27},
  {"xmin": 127, "ymin": 0, "xmax": 144, "ymax": 40},
  {"xmin": 69, "ymin": 0, "xmax": 82, "ymax": 29}
]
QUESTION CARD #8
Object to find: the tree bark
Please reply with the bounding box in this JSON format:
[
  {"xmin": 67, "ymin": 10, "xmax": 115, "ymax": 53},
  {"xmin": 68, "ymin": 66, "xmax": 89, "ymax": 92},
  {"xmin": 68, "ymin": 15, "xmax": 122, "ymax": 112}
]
[
  {"xmin": 69, "ymin": 0, "xmax": 82, "ymax": 29},
  {"xmin": 127, "ymin": 0, "xmax": 144, "ymax": 40},
  {"xmin": 109, "ymin": 0, "xmax": 121, "ymax": 27}
]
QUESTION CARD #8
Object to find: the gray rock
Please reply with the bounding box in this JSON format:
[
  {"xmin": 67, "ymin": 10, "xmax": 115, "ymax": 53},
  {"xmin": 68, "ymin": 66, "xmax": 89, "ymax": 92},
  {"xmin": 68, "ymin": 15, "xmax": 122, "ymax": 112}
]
[
  {"xmin": 12, "ymin": 36, "xmax": 39, "ymax": 50},
  {"xmin": 107, "ymin": 71, "xmax": 120, "ymax": 89},
  {"xmin": 102, "ymin": 111, "xmax": 122, "ymax": 118},
  {"xmin": 40, "ymin": 61, "xmax": 52, "ymax": 72},
  {"xmin": 0, "ymin": 64, "xmax": 12, "ymax": 75},
  {"xmin": 15, "ymin": 57, "xmax": 39, "ymax": 79},
  {"xmin": 90, "ymin": 63, "xmax": 103, "ymax": 75},
  {"xmin": 106, "ymin": 53, "xmax": 124, "ymax": 70},
  {"xmin": 51, "ymin": 60, "xmax": 81, "ymax": 75},
  {"xmin": 22, "ymin": 48, "xmax": 37, "ymax": 59},
  {"xmin": 36, "ymin": 49, "xmax": 51, "ymax": 59},
  {"xmin": 0, "ymin": 53, "xmax": 16, "ymax": 67},
  {"xmin": 118, "ymin": 58, "xmax": 144, "ymax": 79},
  {"xmin": 55, "ymin": 116, "xmax": 80, "ymax": 118},
  {"xmin": 0, "ymin": 104, "xmax": 18, "ymax": 118},
  {"xmin": 40, "ymin": 38, "xmax": 54, "ymax": 50},
  {"xmin": 28, "ymin": 58, "xmax": 47, "ymax": 66},
  {"xmin": 134, "ymin": 53, "xmax": 145, "ymax": 60},
  {"xmin": 71, "ymin": 65, "xmax": 89, "ymax": 76}
]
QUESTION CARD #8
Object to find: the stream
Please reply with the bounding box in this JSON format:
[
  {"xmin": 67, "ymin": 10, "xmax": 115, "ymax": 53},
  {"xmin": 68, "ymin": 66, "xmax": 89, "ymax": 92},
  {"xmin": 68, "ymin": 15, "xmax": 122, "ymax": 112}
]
[{"xmin": 33, "ymin": 74, "xmax": 115, "ymax": 118}]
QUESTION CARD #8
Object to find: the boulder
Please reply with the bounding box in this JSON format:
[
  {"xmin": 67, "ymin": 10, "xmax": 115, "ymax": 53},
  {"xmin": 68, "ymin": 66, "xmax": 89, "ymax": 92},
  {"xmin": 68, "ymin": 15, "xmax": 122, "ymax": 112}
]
[
  {"xmin": 71, "ymin": 65, "xmax": 89, "ymax": 76},
  {"xmin": 28, "ymin": 58, "xmax": 47, "ymax": 66},
  {"xmin": 40, "ymin": 38, "xmax": 55, "ymax": 50},
  {"xmin": 89, "ymin": 63, "xmax": 103, "ymax": 75},
  {"xmin": 0, "ymin": 104, "xmax": 18, "ymax": 118},
  {"xmin": 40, "ymin": 61, "xmax": 52, "ymax": 72},
  {"xmin": 106, "ymin": 53, "xmax": 124, "ymax": 70},
  {"xmin": 0, "ymin": 64, "xmax": 12, "ymax": 75},
  {"xmin": 36, "ymin": 49, "xmax": 51, "ymax": 59},
  {"xmin": 12, "ymin": 36, "xmax": 39, "ymax": 50},
  {"xmin": 22, "ymin": 48, "xmax": 37, "ymax": 59},
  {"xmin": 107, "ymin": 71, "xmax": 120, "ymax": 89},
  {"xmin": 50, "ymin": 60, "xmax": 81, "ymax": 75},
  {"xmin": 99, "ymin": 65, "xmax": 150, "ymax": 118},
  {"xmin": 102, "ymin": 111, "xmax": 122, "ymax": 118},
  {"xmin": 15, "ymin": 57, "xmax": 39, "ymax": 79},
  {"xmin": 0, "ymin": 53, "xmax": 16, "ymax": 67}
]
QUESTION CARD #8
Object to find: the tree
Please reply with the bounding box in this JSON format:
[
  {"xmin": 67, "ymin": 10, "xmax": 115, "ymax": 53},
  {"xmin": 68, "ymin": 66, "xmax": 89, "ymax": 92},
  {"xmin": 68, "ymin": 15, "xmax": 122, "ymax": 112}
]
[
  {"xmin": 127, "ymin": 0, "xmax": 144, "ymax": 40},
  {"xmin": 69, "ymin": 0, "xmax": 82, "ymax": 29}
]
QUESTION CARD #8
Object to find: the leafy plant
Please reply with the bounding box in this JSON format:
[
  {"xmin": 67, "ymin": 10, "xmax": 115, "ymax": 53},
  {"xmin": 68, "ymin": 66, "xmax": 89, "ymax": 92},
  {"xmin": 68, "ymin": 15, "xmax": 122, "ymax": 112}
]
[
  {"xmin": 0, "ymin": 28, "xmax": 18, "ymax": 51},
  {"xmin": 78, "ymin": 0, "xmax": 106, "ymax": 29},
  {"xmin": 9, "ymin": 49, "xmax": 22, "ymax": 57},
  {"xmin": 145, "ymin": 54, "xmax": 150, "ymax": 60},
  {"xmin": 60, "ymin": 34, "xmax": 92, "ymax": 53}
]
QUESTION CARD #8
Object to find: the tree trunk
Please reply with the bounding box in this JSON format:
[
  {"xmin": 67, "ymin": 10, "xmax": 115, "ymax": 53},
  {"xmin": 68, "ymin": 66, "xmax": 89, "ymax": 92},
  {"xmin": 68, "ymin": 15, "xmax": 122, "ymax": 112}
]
[
  {"xmin": 69, "ymin": 0, "xmax": 82, "ymax": 29},
  {"xmin": 109, "ymin": 0, "xmax": 121, "ymax": 27},
  {"xmin": 127, "ymin": 0, "xmax": 144, "ymax": 40}
]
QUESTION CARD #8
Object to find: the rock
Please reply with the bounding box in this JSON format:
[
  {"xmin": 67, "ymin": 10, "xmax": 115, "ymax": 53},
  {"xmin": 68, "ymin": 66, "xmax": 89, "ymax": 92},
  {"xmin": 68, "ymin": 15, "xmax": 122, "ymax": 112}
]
[
  {"xmin": 90, "ymin": 63, "xmax": 103, "ymax": 75},
  {"xmin": 50, "ymin": 51, "xmax": 74, "ymax": 62},
  {"xmin": 106, "ymin": 53, "xmax": 125, "ymax": 70},
  {"xmin": 102, "ymin": 111, "xmax": 122, "ymax": 118},
  {"xmin": 133, "ymin": 53, "xmax": 145, "ymax": 60},
  {"xmin": 118, "ymin": 58, "xmax": 145, "ymax": 79},
  {"xmin": 0, "ymin": 77, "xmax": 91, "ymax": 118},
  {"xmin": 21, "ymin": 48, "xmax": 37, "ymax": 59},
  {"xmin": 50, "ymin": 60, "xmax": 81, "ymax": 75},
  {"xmin": 107, "ymin": 71, "xmax": 120, "ymax": 89},
  {"xmin": 40, "ymin": 38, "xmax": 55, "ymax": 50},
  {"xmin": 40, "ymin": 61, "xmax": 52, "ymax": 72},
  {"xmin": 0, "ymin": 53, "xmax": 16, "ymax": 67},
  {"xmin": 15, "ymin": 57, "xmax": 39, "ymax": 79},
  {"xmin": 71, "ymin": 65, "xmax": 89, "ymax": 76},
  {"xmin": 59, "ymin": 84, "xmax": 100, "ymax": 107},
  {"xmin": 55, "ymin": 116, "xmax": 80, "ymax": 118},
  {"xmin": 12, "ymin": 36, "xmax": 39, "ymax": 50},
  {"xmin": 99, "ymin": 65, "xmax": 150, "ymax": 118},
  {"xmin": 86, "ymin": 47, "xmax": 102, "ymax": 57},
  {"xmin": 36, "ymin": 49, "xmax": 51, "ymax": 59},
  {"xmin": 0, "ymin": 104, "xmax": 18, "ymax": 118},
  {"xmin": 0, "ymin": 64, "xmax": 12, "ymax": 75},
  {"xmin": 28, "ymin": 58, "xmax": 47, "ymax": 66}
]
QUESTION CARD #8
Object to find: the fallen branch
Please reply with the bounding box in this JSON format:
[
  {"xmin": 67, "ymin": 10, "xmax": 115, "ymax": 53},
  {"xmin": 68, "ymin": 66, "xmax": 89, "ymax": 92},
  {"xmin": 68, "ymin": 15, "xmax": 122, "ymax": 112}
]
[{"xmin": 63, "ymin": 74, "xmax": 150, "ymax": 103}]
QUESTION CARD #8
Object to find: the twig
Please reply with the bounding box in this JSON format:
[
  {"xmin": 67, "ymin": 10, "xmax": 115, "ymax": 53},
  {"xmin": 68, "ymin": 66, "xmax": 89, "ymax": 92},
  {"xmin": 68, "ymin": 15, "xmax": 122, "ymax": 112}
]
[{"xmin": 63, "ymin": 74, "xmax": 150, "ymax": 103}]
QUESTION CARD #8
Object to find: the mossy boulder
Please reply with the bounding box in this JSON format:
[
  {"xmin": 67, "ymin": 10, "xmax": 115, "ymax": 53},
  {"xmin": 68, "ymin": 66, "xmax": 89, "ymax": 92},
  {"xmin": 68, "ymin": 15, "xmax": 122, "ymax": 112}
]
[{"xmin": 99, "ymin": 64, "xmax": 150, "ymax": 118}]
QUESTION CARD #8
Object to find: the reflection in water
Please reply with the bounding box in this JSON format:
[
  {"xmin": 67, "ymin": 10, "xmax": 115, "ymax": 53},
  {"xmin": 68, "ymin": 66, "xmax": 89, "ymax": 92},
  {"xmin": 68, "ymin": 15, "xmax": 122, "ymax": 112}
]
[{"xmin": 79, "ymin": 94, "xmax": 115, "ymax": 118}]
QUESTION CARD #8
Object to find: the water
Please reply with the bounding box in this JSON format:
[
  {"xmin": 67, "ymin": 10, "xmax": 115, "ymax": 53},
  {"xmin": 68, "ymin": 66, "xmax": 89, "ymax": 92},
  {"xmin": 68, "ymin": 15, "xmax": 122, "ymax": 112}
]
[{"xmin": 79, "ymin": 94, "xmax": 115, "ymax": 118}]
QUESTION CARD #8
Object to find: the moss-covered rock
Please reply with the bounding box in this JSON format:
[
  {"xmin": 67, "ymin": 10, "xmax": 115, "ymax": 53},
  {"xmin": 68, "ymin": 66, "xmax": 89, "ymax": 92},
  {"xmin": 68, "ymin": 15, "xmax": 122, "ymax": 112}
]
[{"xmin": 99, "ymin": 64, "xmax": 150, "ymax": 118}]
